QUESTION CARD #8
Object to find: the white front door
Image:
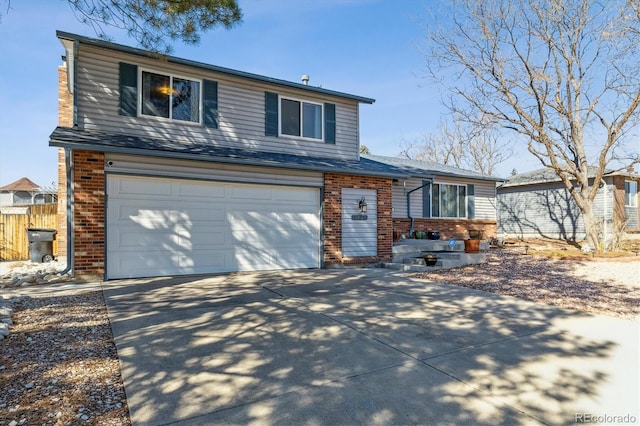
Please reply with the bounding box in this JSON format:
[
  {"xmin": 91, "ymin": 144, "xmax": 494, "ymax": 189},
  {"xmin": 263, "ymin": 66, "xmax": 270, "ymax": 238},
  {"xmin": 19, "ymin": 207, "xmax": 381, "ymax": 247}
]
[{"xmin": 342, "ymin": 188, "xmax": 377, "ymax": 257}]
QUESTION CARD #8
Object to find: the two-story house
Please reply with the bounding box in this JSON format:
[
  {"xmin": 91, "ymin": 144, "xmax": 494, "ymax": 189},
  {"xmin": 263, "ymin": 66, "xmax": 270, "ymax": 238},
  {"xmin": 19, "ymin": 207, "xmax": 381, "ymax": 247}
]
[{"xmin": 50, "ymin": 31, "xmax": 408, "ymax": 280}]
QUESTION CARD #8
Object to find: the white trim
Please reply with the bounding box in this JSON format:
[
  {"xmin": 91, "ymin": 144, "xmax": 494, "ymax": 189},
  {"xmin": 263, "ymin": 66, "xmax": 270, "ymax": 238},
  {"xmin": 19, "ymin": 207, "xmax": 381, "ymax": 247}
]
[
  {"xmin": 278, "ymin": 95, "xmax": 324, "ymax": 141},
  {"xmin": 431, "ymin": 182, "xmax": 469, "ymax": 219},
  {"xmin": 625, "ymin": 180, "xmax": 638, "ymax": 207},
  {"xmin": 137, "ymin": 67, "xmax": 204, "ymax": 125}
]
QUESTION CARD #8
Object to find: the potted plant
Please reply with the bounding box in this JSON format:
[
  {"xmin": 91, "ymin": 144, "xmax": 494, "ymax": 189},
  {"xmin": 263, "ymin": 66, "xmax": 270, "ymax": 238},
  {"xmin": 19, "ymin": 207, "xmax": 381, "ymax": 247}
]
[
  {"xmin": 422, "ymin": 253, "xmax": 438, "ymax": 266},
  {"xmin": 427, "ymin": 231, "xmax": 440, "ymax": 240},
  {"xmin": 464, "ymin": 230, "xmax": 483, "ymax": 253}
]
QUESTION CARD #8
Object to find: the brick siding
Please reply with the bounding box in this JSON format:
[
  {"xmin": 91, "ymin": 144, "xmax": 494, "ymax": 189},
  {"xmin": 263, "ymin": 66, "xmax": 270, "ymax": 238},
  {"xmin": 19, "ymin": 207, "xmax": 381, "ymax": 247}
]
[
  {"xmin": 323, "ymin": 173, "xmax": 393, "ymax": 265},
  {"xmin": 56, "ymin": 65, "xmax": 72, "ymax": 258},
  {"xmin": 393, "ymin": 218, "xmax": 497, "ymax": 241},
  {"xmin": 72, "ymin": 150, "xmax": 105, "ymax": 276}
]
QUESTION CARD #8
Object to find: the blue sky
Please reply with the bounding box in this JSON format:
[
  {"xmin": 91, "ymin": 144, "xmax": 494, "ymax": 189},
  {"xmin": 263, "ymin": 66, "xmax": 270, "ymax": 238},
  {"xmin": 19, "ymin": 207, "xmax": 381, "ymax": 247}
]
[{"xmin": 0, "ymin": 0, "xmax": 540, "ymax": 188}]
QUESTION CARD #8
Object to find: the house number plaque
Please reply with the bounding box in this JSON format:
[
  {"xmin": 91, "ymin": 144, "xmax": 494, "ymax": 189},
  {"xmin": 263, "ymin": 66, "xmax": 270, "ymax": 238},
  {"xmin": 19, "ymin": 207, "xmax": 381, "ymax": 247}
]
[{"xmin": 351, "ymin": 214, "xmax": 368, "ymax": 221}]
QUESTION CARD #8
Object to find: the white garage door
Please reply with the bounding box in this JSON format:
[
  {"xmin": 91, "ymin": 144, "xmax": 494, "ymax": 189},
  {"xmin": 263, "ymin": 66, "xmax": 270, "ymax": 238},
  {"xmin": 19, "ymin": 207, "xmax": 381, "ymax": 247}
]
[{"xmin": 106, "ymin": 175, "xmax": 320, "ymax": 279}]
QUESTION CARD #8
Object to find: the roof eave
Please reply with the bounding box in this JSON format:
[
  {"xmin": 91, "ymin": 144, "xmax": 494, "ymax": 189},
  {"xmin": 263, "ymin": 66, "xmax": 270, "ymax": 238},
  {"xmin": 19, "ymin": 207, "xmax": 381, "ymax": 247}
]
[
  {"xmin": 49, "ymin": 138, "xmax": 407, "ymax": 179},
  {"xmin": 56, "ymin": 30, "xmax": 375, "ymax": 105}
]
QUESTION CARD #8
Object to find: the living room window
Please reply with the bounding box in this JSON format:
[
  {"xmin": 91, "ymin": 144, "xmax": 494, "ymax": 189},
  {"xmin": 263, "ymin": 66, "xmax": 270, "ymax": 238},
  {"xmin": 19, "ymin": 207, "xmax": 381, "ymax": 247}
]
[
  {"xmin": 625, "ymin": 181, "xmax": 638, "ymax": 207},
  {"xmin": 431, "ymin": 183, "xmax": 467, "ymax": 218},
  {"xmin": 280, "ymin": 97, "xmax": 323, "ymax": 140},
  {"xmin": 141, "ymin": 71, "xmax": 200, "ymax": 123}
]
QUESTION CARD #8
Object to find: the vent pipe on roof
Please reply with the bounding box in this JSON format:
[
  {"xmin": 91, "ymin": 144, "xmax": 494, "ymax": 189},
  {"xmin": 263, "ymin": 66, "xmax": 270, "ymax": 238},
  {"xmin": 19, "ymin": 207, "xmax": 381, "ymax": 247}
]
[{"xmin": 301, "ymin": 74, "xmax": 309, "ymax": 85}]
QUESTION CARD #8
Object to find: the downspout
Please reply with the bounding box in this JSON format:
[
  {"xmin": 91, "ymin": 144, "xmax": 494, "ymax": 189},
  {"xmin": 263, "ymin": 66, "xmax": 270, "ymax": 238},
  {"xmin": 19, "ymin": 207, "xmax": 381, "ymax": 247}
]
[
  {"xmin": 58, "ymin": 148, "xmax": 74, "ymax": 276},
  {"xmin": 406, "ymin": 180, "xmax": 432, "ymax": 238}
]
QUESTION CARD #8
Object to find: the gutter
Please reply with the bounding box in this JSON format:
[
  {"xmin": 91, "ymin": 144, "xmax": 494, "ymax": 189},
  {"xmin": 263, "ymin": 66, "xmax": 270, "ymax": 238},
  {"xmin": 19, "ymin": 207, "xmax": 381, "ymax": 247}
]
[{"xmin": 49, "ymin": 136, "xmax": 409, "ymax": 180}]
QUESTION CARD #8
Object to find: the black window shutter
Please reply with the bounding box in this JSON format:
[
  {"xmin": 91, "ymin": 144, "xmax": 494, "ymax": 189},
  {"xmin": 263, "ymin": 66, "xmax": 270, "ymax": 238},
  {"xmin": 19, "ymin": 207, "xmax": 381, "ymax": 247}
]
[
  {"xmin": 324, "ymin": 103, "xmax": 336, "ymax": 144},
  {"xmin": 203, "ymin": 80, "xmax": 218, "ymax": 128},
  {"xmin": 467, "ymin": 184, "xmax": 475, "ymax": 219},
  {"xmin": 119, "ymin": 62, "xmax": 137, "ymax": 117},
  {"xmin": 265, "ymin": 92, "xmax": 279, "ymax": 136},
  {"xmin": 422, "ymin": 181, "xmax": 431, "ymax": 218}
]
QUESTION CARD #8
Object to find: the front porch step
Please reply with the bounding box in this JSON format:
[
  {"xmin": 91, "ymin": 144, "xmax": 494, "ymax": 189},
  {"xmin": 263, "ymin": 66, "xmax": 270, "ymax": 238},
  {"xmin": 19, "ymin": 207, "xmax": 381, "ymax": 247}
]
[
  {"xmin": 393, "ymin": 239, "xmax": 490, "ymax": 254},
  {"xmin": 386, "ymin": 251, "xmax": 487, "ymax": 272},
  {"xmin": 390, "ymin": 239, "xmax": 489, "ymax": 271},
  {"xmin": 383, "ymin": 261, "xmax": 464, "ymax": 272},
  {"xmin": 393, "ymin": 241, "xmax": 466, "ymax": 254},
  {"xmin": 402, "ymin": 253, "xmax": 463, "ymax": 265}
]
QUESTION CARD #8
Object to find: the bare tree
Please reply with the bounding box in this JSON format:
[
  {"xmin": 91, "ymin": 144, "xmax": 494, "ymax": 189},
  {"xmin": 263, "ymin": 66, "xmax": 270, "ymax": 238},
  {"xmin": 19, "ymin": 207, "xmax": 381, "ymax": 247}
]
[
  {"xmin": 424, "ymin": 0, "xmax": 640, "ymax": 251},
  {"xmin": 399, "ymin": 117, "xmax": 512, "ymax": 175}
]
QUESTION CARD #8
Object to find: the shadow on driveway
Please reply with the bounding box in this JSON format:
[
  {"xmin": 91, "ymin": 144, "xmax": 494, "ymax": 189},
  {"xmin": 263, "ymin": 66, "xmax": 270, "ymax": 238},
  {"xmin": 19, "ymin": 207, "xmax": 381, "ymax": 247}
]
[{"xmin": 102, "ymin": 269, "xmax": 640, "ymax": 425}]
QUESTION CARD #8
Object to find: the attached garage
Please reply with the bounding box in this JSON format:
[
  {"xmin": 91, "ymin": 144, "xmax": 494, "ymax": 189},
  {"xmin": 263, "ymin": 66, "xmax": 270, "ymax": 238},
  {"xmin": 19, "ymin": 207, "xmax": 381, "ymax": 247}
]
[{"xmin": 106, "ymin": 175, "xmax": 321, "ymax": 279}]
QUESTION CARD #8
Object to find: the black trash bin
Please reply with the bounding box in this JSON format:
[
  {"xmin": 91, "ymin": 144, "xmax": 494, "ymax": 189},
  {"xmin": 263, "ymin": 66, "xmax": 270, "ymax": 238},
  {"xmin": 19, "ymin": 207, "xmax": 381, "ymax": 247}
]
[{"xmin": 26, "ymin": 228, "xmax": 57, "ymax": 263}]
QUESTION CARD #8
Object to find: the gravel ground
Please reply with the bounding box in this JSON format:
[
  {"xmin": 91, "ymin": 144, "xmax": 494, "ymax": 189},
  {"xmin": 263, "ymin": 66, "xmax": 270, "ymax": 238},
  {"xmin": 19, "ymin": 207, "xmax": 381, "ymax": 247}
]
[
  {"xmin": 0, "ymin": 251, "xmax": 638, "ymax": 425},
  {"xmin": 0, "ymin": 291, "xmax": 130, "ymax": 426},
  {"xmin": 416, "ymin": 249, "xmax": 640, "ymax": 319}
]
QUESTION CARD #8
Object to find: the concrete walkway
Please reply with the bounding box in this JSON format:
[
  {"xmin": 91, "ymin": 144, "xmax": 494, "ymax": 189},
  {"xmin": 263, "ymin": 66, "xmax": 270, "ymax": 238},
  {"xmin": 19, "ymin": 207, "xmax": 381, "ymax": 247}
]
[{"xmin": 102, "ymin": 269, "xmax": 639, "ymax": 426}]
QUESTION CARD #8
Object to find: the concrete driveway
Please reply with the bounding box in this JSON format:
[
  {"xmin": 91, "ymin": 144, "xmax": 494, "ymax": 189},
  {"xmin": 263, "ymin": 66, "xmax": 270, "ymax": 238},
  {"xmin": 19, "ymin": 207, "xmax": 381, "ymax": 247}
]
[{"xmin": 102, "ymin": 269, "xmax": 639, "ymax": 425}]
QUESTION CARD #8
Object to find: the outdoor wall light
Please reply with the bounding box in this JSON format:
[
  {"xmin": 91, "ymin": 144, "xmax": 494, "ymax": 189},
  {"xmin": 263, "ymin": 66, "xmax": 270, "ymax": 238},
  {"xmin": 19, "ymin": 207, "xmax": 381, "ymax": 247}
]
[{"xmin": 358, "ymin": 196, "xmax": 367, "ymax": 214}]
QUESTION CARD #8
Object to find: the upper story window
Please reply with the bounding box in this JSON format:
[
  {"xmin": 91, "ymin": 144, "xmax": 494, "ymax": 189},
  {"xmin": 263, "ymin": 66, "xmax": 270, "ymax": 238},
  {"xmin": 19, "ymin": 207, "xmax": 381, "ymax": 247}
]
[
  {"xmin": 119, "ymin": 62, "xmax": 218, "ymax": 129},
  {"xmin": 264, "ymin": 92, "xmax": 336, "ymax": 144},
  {"xmin": 625, "ymin": 181, "xmax": 638, "ymax": 207},
  {"xmin": 280, "ymin": 98, "xmax": 323, "ymax": 140},
  {"xmin": 141, "ymin": 71, "xmax": 201, "ymax": 123}
]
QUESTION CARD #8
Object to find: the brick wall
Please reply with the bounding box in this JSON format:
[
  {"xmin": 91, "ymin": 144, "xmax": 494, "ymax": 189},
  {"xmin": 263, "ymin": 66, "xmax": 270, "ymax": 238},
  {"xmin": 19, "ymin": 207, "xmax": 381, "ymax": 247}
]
[
  {"xmin": 72, "ymin": 150, "xmax": 105, "ymax": 277},
  {"xmin": 57, "ymin": 64, "xmax": 73, "ymax": 258},
  {"xmin": 393, "ymin": 218, "xmax": 497, "ymax": 241},
  {"xmin": 58, "ymin": 64, "xmax": 73, "ymax": 127},
  {"xmin": 323, "ymin": 173, "xmax": 393, "ymax": 265},
  {"xmin": 56, "ymin": 148, "xmax": 67, "ymax": 258}
]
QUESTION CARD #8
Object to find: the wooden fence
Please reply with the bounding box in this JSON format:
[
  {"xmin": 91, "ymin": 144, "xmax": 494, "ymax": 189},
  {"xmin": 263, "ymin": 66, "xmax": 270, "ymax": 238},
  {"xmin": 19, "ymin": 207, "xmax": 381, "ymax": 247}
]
[{"xmin": 0, "ymin": 203, "xmax": 58, "ymax": 261}]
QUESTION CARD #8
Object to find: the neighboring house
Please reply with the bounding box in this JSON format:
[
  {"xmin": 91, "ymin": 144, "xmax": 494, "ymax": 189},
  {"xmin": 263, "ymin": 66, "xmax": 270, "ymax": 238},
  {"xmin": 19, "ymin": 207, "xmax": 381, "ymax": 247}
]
[
  {"xmin": 0, "ymin": 177, "xmax": 57, "ymax": 207},
  {"xmin": 50, "ymin": 31, "xmax": 411, "ymax": 280},
  {"xmin": 363, "ymin": 155, "xmax": 504, "ymax": 240},
  {"xmin": 497, "ymin": 167, "xmax": 640, "ymax": 241}
]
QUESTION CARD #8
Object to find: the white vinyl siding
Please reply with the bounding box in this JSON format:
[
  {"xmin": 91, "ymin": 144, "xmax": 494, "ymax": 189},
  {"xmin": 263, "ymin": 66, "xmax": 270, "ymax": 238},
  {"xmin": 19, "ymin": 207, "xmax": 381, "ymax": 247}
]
[
  {"xmin": 74, "ymin": 44, "xmax": 360, "ymax": 161},
  {"xmin": 499, "ymin": 184, "xmax": 580, "ymax": 239},
  {"xmin": 392, "ymin": 177, "xmax": 496, "ymax": 220},
  {"xmin": 104, "ymin": 153, "xmax": 324, "ymax": 188},
  {"xmin": 498, "ymin": 179, "xmax": 612, "ymax": 239}
]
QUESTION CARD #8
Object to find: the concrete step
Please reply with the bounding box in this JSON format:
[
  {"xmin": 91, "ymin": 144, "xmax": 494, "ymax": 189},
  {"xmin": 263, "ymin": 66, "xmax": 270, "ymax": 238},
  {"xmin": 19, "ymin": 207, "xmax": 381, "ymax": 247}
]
[
  {"xmin": 393, "ymin": 240, "xmax": 490, "ymax": 255},
  {"xmin": 393, "ymin": 251, "xmax": 463, "ymax": 263},
  {"xmin": 387, "ymin": 252, "xmax": 487, "ymax": 272},
  {"xmin": 383, "ymin": 262, "xmax": 449, "ymax": 272}
]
